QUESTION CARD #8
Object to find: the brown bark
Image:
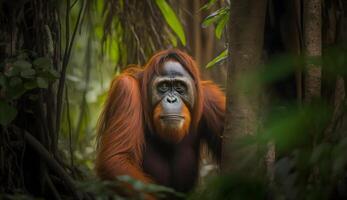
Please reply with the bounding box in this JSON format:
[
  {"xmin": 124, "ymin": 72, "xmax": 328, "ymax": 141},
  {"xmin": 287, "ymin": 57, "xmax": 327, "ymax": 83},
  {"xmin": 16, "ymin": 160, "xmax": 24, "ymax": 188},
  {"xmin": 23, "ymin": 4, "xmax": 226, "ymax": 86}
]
[
  {"xmin": 223, "ymin": 0, "xmax": 268, "ymax": 171},
  {"xmin": 304, "ymin": 0, "xmax": 322, "ymax": 103},
  {"xmin": 280, "ymin": 0, "xmax": 303, "ymax": 104},
  {"xmin": 179, "ymin": 0, "xmax": 227, "ymax": 86},
  {"xmin": 193, "ymin": 0, "xmax": 202, "ymax": 65}
]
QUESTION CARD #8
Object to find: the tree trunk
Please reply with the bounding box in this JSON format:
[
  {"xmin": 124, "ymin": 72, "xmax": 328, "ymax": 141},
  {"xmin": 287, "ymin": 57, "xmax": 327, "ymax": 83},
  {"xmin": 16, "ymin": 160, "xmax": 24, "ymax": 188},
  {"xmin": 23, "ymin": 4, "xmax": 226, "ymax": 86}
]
[
  {"xmin": 304, "ymin": 0, "xmax": 322, "ymax": 103},
  {"xmin": 178, "ymin": 0, "xmax": 228, "ymax": 86},
  {"xmin": 223, "ymin": 0, "xmax": 268, "ymax": 171}
]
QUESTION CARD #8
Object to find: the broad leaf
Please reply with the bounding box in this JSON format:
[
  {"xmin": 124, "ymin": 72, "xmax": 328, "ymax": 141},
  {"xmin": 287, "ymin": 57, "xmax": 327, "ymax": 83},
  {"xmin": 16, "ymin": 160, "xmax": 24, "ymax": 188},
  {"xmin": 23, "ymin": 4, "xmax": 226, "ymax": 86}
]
[
  {"xmin": 37, "ymin": 77, "xmax": 48, "ymax": 88},
  {"xmin": 9, "ymin": 77, "xmax": 22, "ymax": 87},
  {"xmin": 5, "ymin": 65, "xmax": 21, "ymax": 77},
  {"xmin": 24, "ymin": 81, "xmax": 37, "ymax": 90},
  {"xmin": 13, "ymin": 60, "xmax": 32, "ymax": 70},
  {"xmin": 33, "ymin": 57, "xmax": 52, "ymax": 70},
  {"xmin": 20, "ymin": 68, "xmax": 36, "ymax": 78},
  {"xmin": 7, "ymin": 85, "xmax": 27, "ymax": 99},
  {"xmin": 206, "ymin": 49, "xmax": 228, "ymax": 68},
  {"xmin": 155, "ymin": 0, "xmax": 186, "ymax": 45}
]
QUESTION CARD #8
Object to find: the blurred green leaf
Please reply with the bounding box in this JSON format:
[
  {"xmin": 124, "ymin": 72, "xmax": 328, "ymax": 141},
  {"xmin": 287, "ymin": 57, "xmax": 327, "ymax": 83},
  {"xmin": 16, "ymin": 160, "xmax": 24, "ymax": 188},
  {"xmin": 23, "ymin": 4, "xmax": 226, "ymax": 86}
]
[
  {"xmin": 37, "ymin": 77, "xmax": 48, "ymax": 88},
  {"xmin": 168, "ymin": 30, "xmax": 178, "ymax": 47},
  {"xmin": 5, "ymin": 65, "xmax": 21, "ymax": 77},
  {"xmin": 206, "ymin": 49, "xmax": 228, "ymax": 68},
  {"xmin": 6, "ymin": 85, "xmax": 27, "ymax": 99},
  {"xmin": 13, "ymin": 60, "xmax": 32, "ymax": 70},
  {"xmin": 9, "ymin": 77, "xmax": 22, "ymax": 87},
  {"xmin": 48, "ymin": 69, "xmax": 60, "ymax": 79},
  {"xmin": 191, "ymin": 173, "xmax": 267, "ymax": 200},
  {"xmin": 0, "ymin": 100, "xmax": 17, "ymax": 126},
  {"xmin": 24, "ymin": 81, "xmax": 38, "ymax": 90},
  {"xmin": 37, "ymin": 69, "xmax": 59, "ymax": 81},
  {"xmin": 16, "ymin": 52, "xmax": 30, "ymax": 60},
  {"xmin": 109, "ymin": 39, "xmax": 120, "ymax": 63},
  {"xmin": 200, "ymin": 0, "xmax": 218, "ymax": 11},
  {"xmin": 33, "ymin": 57, "xmax": 52, "ymax": 70},
  {"xmin": 20, "ymin": 68, "xmax": 36, "ymax": 79},
  {"xmin": 117, "ymin": 175, "xmax": 185, "ymax": 198},
  {"xmin": 155, "ymin": 0, "xmax": 186, "ymax": 45}
]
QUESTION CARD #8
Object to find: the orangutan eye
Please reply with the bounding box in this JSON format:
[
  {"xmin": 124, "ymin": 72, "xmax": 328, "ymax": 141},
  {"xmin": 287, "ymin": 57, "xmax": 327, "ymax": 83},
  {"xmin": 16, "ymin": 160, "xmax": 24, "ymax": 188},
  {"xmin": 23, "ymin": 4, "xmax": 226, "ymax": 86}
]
[
  {"xmin": 174, "ymin": 82, "xmax": 186, "ymax": 94},
  {"xmin": 158, "ymin": 82, "xmax": 169, "ymax": 93}
]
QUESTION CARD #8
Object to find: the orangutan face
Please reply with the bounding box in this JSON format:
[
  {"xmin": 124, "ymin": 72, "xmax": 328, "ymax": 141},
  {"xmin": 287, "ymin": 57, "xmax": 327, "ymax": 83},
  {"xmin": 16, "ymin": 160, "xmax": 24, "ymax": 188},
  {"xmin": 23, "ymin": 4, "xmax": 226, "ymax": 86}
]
[{"xmin": 150, "ymin": 61, "xmax": 196, "ymax": 143}]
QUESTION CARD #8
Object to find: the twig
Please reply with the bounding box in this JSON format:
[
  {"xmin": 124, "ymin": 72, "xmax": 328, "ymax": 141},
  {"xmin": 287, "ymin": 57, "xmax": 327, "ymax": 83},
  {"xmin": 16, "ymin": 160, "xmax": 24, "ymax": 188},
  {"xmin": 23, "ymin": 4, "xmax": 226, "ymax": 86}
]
[
  {"xmin": 44, "ymin": 172, "xmax": 62, "ymax": 200},
  {"xmin": 75, "ymin": 31, "xmax": 92, "ymax": 141},
  {"xmin": 55, "ymin": 0, "xmax": 71, "ymax": 154},
  {"xmin": 56, "ymin": 0, "xmax": 85, "ymax": 141},
  {"xmin": 12, "ymin": 126, "xmax": 82, "ymax": 200},
  {"xmin": 65, "ymin": 86, "xmax": 74, "ymax": 167},
  {"xmin": 39, "ymin": 92, "xmax": 51, "ymax": 150}
]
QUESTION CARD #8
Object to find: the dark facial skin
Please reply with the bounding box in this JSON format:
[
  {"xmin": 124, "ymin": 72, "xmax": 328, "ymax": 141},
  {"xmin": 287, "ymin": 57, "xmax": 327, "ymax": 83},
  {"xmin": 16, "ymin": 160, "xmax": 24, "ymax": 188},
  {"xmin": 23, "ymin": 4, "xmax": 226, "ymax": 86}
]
[{"xmin": 150, "ymin": 61, "xmax": 195, "ymax": 118}]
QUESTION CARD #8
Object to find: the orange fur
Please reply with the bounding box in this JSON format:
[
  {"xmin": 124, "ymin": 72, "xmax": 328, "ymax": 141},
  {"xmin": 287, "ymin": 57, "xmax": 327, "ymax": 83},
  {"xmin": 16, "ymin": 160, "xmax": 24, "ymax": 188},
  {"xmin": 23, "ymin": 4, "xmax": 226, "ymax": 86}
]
[
  {"xmin": 200, "ymin": 81, "xmax": 226, "ymax": 163},
  {"xmin": 153, "ymin": 103, "xmax": 191, "ymax": 143},
  {"xmin": 95, "ymin": 72, "xmax": 151, "ymax": 183}
]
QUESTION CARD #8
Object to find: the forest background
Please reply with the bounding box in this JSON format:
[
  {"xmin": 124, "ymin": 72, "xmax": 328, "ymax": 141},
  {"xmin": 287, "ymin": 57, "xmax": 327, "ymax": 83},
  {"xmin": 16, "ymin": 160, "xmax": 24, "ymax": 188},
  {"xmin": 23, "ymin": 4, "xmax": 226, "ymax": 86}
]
[{"xmin": 1, "ymin": 0, "xmax": 347, "ymax": 199}]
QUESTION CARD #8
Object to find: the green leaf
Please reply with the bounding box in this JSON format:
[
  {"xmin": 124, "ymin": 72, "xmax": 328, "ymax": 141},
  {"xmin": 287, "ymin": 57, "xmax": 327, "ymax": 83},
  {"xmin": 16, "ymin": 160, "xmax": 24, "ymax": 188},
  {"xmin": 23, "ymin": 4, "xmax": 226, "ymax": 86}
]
[
  {"xmin": 215, "ymin": 12, "xmax": 229, "ymax": 39},
  {"xmin": 168, "ymin": 30, "xmax": 178, "ymax": 47},
  {"xmin": 33, "ymin": 57, "xmax": 52, "ymax": 70},
  {"xmin": 202, "ymin": 7, "xmax": 229, "ymax": 28},
  {"xmin": 48, "ymin": 69, "xmax": 60, "ymax": 79},
  {"xmin": 0, "ymin": 100, "xmax": 17, "ymax": 126},
  {"xmin": 155, "ymin": 0, "xmax": 186, "ymax": 45},
  {"xmin": 24, "ymin": 81, "xmax": 38, "ymax": 90},
  {"xmin": 206, "ymin": 49, "xmax": 228, "ymax": 68},
  {"xmin": 9, "ymin": 77, "xmax": 22, "ymax": 87},
  {"xmin": 109, "ymin": 39, "xmax": 120, "ymax": 63},
  {"xmin": 13, "ymin": 60, "xmax": 32, "ymax": 70},
  {"xmin": 202, "ymin": 12, "xmax": 221, "ymax": 27},
  {"xmin": 200, "ymin": 0, "xmax": 217, "ymax": 11},
  {"xmin": 16, "ymin": 52, "xmax": 29, "ymax": 60},
  {"xmin": 20, "ymin": 68, "xmax": 36, "ymax": 78},
  {"xmin": 5, "ymin": 65, "xmax": 21, "ymax": 77},
  {"xmin": 7, "ymin": 85, "xmax": 27, "ymax": 99},
  {"xmin": 37, "ymin": 77, "xmax": 48, "ymax": 88},
  {"xmin": 37, "ymin": 69, "xmax": 59, "ymax": 81}
]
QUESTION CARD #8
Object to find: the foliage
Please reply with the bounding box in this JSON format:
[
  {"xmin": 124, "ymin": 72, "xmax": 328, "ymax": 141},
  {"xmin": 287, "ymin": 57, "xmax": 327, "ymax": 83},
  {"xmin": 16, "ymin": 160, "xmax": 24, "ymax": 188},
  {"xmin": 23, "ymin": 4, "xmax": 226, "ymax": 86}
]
[
  {"xmin": 1, "ymin": 0, "xmax": 347, "ymax": 199},
  {"xmin": 190, "ymin": 48, "xmax": 347, "ymax": 199},
  {"xmin": 202, "ymin": 7, "xmax": 229, "ymax": 39},
  {"xmin": 102, "ymin": 0, "xmax": 186, "ymax": 68},
  {"xmin": 205, "ymin": 49, "xmax": 228, "ymax": 69},
  {"xmin": 155, "ymin": 0, "xmax": 186, "ymax": 45},
  {"xmin": 0, "ymin": 51, "xmax": 59, "ymax": 126},
  {"xmin": 201, "ymin": 1, "xmax": 229, "ymax": 68},
  {"xmin": 77, "ymin": 176, "xmax": 185, "ymax": 200}
]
